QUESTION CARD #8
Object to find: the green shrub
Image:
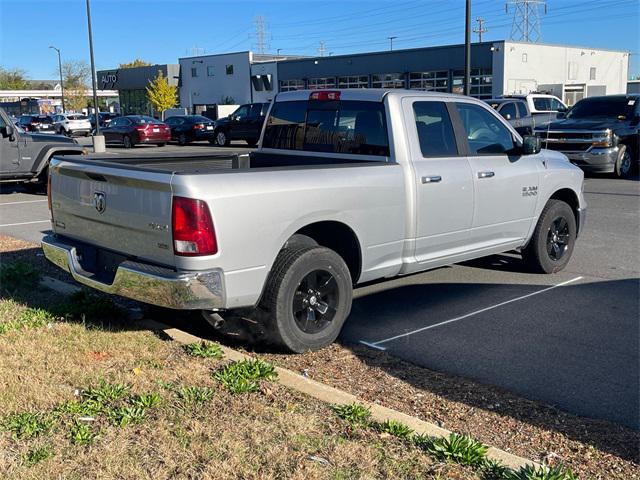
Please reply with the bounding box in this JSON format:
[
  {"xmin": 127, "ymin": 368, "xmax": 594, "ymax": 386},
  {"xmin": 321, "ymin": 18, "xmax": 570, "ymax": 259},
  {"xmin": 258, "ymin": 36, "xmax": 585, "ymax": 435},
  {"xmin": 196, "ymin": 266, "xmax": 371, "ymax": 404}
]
[
  {"xmin": 504, "ymin": 463, "xmax": 577, "ymax": 480},
  {"xmin": 108, "ymin": 406, "xmax": 147, "ymax": 427},
  {"xmin": 375, "ymin": 419, "xmax": 414, "ymax": 439},
  {"xmin": 213, "ymin": 359, "xmax": 277, "ymax": 394},
  {"xmin": 131, "ymin": 393, "xmax": 161, "ymax": 409},
  {"xmin": 83, "ymin": 381, "xmax": 130, "ymax": 404},
  {"xmin": 3, "ymin": 412, "xmax": 53, "ymax": 439},
  {"xmin": 332, "ymin": 403, "xmax": 372, "ymax": 427},
  {"xmin": 413, "ymin": 432, "xmax": 488, "ymax": 467},
  {"xmin": 176, "ymin": 385, "xmax": 215, "ymax": 405},
  {"xmin": 69, "ymin": 421, "xmax": 97, "ymax": 445},
  {"xmin": 183, "ymin": 341, "xmax": 224, "ymax": 359},
  {"xmin": 0, "ymin": 260, "xmax": 41, "ymax": 293}
]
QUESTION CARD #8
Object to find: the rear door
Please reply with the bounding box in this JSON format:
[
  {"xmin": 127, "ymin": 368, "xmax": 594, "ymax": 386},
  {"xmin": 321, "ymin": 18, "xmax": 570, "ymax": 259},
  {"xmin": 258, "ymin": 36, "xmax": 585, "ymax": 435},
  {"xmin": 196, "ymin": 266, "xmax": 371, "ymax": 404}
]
[
  {"xmin": 246, "ymin": 103, "xmax": 266, "ymax": 139},
  {"xmin": 454, "ymin": 101, "xmax": 540, "ymax": 246},
  {"xmin": 402, "ymin": 97, "xmax": 474, "ymax": 264},
  {"xmin": 50, "ymin": 158, "xmax": 176, "ymax": 267},
  {"xmin": 229, "ymin": 105, "xmax": 251, "ymax": 139}
]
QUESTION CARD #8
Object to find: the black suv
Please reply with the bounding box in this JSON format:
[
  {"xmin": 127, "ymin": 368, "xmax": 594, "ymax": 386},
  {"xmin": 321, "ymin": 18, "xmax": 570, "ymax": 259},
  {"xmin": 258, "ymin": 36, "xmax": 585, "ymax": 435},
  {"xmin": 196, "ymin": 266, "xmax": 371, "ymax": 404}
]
[
  {"xmin": 212, "ymin": 102, "xmax": 270, "ymax": 147},
  {"xmin": 18, "ymin": 114, "xmax": 55, "ymax": 134},
  {"xmin": 535, "ymin": 94, "xmax": 639, "ymax": 178}
]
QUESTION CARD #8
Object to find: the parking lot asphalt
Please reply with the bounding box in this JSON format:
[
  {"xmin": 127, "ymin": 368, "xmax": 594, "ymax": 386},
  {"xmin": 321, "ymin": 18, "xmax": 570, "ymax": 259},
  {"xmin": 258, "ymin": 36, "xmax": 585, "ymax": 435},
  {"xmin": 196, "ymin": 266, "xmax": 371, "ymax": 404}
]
[{"xmin": 0, "ymin": 151, "xmax": 638, "ymax": 429}]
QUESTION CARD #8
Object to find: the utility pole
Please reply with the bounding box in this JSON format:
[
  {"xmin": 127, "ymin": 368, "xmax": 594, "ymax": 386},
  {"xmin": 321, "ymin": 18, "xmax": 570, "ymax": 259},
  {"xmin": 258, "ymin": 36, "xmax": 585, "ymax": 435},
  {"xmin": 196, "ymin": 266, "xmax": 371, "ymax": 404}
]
[
  {"xmin": 85, "ymin": 0, "xmax": 105, "ymax": 151},
  {"xmin": 49, "ymin": 46, "xmax": 65, "ymax": 113},
  {"xmin": 387, "ymin": 36, "xmax": 397, "ymax": 51},
  {"xmin": 506, "ymin": 0, "xmax": 547, "ymax": 42},
  {"xmin": 473, "ymin": 17, "xmax": 488, "ymax": 42},
  {"xmin": 464, "ymin": 0, "xmax": 471, "ymax": 96},
  {"xmin": 318, "ymin": 41, "xmax": 326, "ymax": 57},
  {"xmin": 254, "ymin": 16, "xmax": 267, "ymax": 54}
]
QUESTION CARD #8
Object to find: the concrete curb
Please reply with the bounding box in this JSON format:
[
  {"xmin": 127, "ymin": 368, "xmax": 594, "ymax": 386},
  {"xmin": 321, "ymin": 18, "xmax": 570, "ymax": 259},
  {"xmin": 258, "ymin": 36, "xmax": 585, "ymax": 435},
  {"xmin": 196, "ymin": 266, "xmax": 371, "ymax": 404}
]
[
  {"xmin": 140, "ymin": 319, "xmax": 537, "ymax": 471},
  {"xmin": 37, "ymin": 277, "xmax": 538, "ymax": 470}
]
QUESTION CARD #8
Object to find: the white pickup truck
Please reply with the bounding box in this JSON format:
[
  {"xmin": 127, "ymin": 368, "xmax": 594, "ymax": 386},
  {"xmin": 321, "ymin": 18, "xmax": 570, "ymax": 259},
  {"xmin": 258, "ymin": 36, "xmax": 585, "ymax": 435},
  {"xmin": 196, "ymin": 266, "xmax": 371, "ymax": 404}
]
[{"xmin": 42, "ymin": 89, "xmax": 586, "ymax": 352}]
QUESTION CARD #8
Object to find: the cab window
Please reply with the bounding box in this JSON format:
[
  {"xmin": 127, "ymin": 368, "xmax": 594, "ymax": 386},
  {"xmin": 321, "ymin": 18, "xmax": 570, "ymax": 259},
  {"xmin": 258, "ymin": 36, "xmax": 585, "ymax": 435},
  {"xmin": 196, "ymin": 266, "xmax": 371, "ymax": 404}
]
[
  {"xmin": 456, "ymin": 103, "xmax": 515, "ymax": 155},
  {"xmin": 412, "ymin": 101, "xmax": 458, "ymax": 157},
  {"xmin": 498, "ymin": 102, "xmax": 517, "ymax": 119}
]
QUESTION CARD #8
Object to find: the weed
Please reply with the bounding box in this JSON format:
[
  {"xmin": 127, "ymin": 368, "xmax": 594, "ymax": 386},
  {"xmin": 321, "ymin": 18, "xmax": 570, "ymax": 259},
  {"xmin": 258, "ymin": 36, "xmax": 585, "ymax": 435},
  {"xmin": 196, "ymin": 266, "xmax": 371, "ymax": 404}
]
[
  {"xmin": 108, "ymin": 406, "xmax": 147, "ymax": 427},
  {"xmin": 183, "ymin": 341, "xmax": 224, "ymax": 359},
  {"xmin": 413, "ymin": 432, "xmax": 488, "ymax": 467},
  {"xmin": 176, "ymin": 385, "xmax": 215, "ymax": 405},
  {"xmin": 0, "ymin": 260, "xmax": 40, "ymax": 293},
  {"xmin": 3, "ymin": 412, "xmax": 53, "ymax": 439},
  {"xmin": 69, "ymin": 421, "xmax": 97, "ymax": 445},
  {"xmin": 54, "ymin": 399, "xmax": 103, "ymax": 417},
  {"xmin": 504, "ymin": 463, "xmax": 577, "ymax": 480},
  {"xmin": 52, "ymin": 290, "xmax": 122, "ymax": 322},
  {"xmin": 332, "ymin": 403, "xmax": 372, "ymax": 427},
  {"xmin": 131, "ymin": 393, "xmax": 161, "ymax": 409},
  {"xmin": 481, "ymin": 458, "xmax": 510, "ymax": 479},
  {"xmin": 23, "ymin": 446, "xmax": 53, "ymax": 466},
  {"xmin": 83, "ymin": 380, "xmax": 130, "ymax": 404},
  {"xmin": 375, "ymin": 419, "xmax": 414, "ymax": 439},
  {"xmin": 0, "ymin": 307, "xmax": 55, "ymax": 334},
  {"xmin": 213, "ymin": 359, "xmax": 277, "ymax": 394}
]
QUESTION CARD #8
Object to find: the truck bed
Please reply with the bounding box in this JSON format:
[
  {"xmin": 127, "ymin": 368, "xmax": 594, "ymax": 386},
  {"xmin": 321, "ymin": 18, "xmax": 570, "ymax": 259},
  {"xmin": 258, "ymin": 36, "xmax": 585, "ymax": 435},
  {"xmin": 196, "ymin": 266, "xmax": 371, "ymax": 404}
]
[{"xmin": 58, "ymin": 151, "xmax": 389, "ymax": 175}]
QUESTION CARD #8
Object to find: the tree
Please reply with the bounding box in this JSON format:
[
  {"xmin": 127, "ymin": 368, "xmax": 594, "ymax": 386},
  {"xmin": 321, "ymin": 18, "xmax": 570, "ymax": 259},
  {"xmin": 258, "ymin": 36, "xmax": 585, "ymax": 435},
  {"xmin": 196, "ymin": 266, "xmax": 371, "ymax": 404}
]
[
  {"xmin": 119, "ymin": 59, "xmax": 151, "ymax": 69},
  {"xmin": 146, "ymin": 71, "xmax": 176, "ymax": 114},
  {"xmin": 62, "ymin": 60, "xmax": 90, "ymax": 112},
  {"xmin": 0, "ymin": 67, "xmax": 29, "ymax": 89}
]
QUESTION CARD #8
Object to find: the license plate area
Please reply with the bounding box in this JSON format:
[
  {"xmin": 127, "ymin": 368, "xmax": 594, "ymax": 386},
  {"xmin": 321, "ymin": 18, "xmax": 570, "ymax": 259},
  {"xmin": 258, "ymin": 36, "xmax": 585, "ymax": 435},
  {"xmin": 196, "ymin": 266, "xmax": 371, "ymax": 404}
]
[{"xmin": 75, "ymin": 243, "xmax": 128, "ymax": 284}]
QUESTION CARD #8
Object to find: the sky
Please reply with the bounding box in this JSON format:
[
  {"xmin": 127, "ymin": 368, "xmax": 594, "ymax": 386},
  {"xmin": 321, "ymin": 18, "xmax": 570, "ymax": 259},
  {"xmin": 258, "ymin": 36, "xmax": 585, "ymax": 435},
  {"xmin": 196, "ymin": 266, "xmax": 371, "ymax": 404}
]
[{"xmin": 1, "ymin": 0, "xmax": 639, "ymax": 80}]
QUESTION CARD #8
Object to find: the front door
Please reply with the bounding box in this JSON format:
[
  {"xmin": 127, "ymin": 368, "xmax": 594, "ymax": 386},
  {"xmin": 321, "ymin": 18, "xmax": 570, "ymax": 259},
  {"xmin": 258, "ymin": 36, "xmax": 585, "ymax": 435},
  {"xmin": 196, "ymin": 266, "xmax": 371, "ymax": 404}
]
[
  {"xmin": 454, "ymin": 101, "xmax": 541, "ymax": 247},
  {"xmin": 402, "ymin": 97, "xmax": 474, "ymax": 267},
  {"xmin": 229, "ymin": 105, "xmax": 251, "ymax": 139},
  {"xmin": 0, "ymin": 115, "xmax": 20, "ymax": 171}
]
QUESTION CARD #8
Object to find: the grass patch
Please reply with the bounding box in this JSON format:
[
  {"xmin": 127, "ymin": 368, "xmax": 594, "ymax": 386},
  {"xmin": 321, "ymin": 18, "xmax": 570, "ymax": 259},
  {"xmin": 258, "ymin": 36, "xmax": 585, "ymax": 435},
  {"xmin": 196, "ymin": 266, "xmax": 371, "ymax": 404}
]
[
  {"xmin": 23, "ymin": 445, "xmax": 53, "ymax": 466},
  {"xmin": 176, "ymin": 385, "xmax": 215, "ymax": 405},
  {"xmin": 51, "ymin": 290, "xmax": 123, "ymax": 322},
  {"xmin": 69, "ymin": 421, "xmax": 97, "ymax": 445},
  {"xmin": 0, "ymin": 260, "xmax": 40, "ymax": 293},
  {"xmin": 0, "ymin": 307, "xmax": 54, "ymax": 334},
  {"xmin": 83, "ymin": 380, "xmax": 130, "ymax": 404},
  {"xmin": 213, "ymin": 359, "xmax": 277, "ymax": 394},
  {"xmin": 183, "ymin": 341, "xmax": 224, "ymax": 359},
  {"xmin": 332, "ymin": 403, "xmax": 372, "ymax": 427},
  {"xmin": 108, "ymin": 406, "xmax": 147, "ymax": 427},
  {"xmin": 3, "ymin": 412, "xmax": 53, "ymax": 439},
  {"xmin": 375, "ymin": 419, "xmax": 414, "ymax": 439},
  {"xmin": 504, "ymin": 464, "xmax": 578, "ymax": 480}
]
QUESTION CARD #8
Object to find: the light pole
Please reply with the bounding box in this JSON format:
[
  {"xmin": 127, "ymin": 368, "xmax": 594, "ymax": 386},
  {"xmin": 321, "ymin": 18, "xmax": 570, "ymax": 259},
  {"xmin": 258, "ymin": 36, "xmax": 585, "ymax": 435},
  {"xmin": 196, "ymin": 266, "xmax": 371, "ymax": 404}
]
[
  {"xmin": 85, "ymin": 0, "xmax": 105, "ymax": 151},
  {"xmin": 387, "ymin": 36, "xmax": 397, "ymax": 51},
  {"xmin": 49, "ymin": 46, "xmax": 65, "ymax": 113},
  {"xmin": 464, "ymin": 0, "xmax": 471, "ymax": 96}
]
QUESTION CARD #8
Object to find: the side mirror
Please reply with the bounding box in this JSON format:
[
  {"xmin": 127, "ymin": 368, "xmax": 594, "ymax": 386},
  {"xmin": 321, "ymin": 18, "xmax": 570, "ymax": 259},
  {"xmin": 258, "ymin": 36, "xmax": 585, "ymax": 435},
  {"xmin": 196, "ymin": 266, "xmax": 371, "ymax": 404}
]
[
  {"xmin": 522, "ymin": 135, "xmax": 541, "ymax": 155},
  {"xmin": 1, "ymin": 124, "xmax": 15, "ymax": 140},
  {"xmin": 502, "ymin": 113, "xmax": 512, "ymax": 120}
]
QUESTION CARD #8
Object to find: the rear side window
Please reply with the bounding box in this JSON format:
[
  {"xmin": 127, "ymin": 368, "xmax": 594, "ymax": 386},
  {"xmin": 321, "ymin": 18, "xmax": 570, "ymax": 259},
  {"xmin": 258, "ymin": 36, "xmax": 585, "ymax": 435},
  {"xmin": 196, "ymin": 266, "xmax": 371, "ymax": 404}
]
[
  {"xmin": 532, "ymin": 97, "xmax": 552, "ymax": 111},
  {"xmin": 263, "ymin": 100, "xmax": 389, "ymax": 157},
  {"xmin": 498, "ymin": 102, "xmax": 517, "ymax": 119},
  {"xmin": 412, "ymin": 101, "xmax": 458, "ymax": 157},
  {"xmin": 515, "ymin": 101, "xmax": 529, "ymax": 117}
]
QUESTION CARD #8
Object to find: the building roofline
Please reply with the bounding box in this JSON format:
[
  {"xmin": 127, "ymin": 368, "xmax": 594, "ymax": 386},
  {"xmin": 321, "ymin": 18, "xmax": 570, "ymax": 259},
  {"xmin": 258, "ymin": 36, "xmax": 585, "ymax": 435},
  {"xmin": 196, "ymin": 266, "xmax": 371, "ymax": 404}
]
[
  {"xmin": 178, "ymin": 51, "xmax": 251, "ymax": 61},
  {"xmin": 502, "ymin": 39, "xmax": 629, "ymax": 54}
]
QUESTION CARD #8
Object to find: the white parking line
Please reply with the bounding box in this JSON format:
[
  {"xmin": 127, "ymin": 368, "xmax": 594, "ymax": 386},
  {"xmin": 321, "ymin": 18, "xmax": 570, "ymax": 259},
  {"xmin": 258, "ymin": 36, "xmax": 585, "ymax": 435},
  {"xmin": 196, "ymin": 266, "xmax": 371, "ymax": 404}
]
[
  {"xmin": 359, "ymin": 276, "xmax": 584, "ymax": 351},
  {"xmin": 0, "ymin": 220, "xmax": 50, "ymax": 227},
  {"xmin": 0, "ymin": 200, "xmax": 48, "ymax": 206}
]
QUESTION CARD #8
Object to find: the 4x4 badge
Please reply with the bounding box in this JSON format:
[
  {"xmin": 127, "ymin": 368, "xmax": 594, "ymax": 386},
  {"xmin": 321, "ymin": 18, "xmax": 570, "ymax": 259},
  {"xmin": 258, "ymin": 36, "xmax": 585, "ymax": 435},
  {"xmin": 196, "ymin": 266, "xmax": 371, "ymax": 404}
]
[{"xmin": 94, "ymin": 192, "xmax": 106, "ymax": 214}]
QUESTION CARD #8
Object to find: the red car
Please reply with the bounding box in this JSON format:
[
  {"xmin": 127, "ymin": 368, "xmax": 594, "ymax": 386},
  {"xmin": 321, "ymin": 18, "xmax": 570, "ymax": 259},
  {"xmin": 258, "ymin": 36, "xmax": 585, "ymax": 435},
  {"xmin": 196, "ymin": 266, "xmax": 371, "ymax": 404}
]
[{"xmin": 102, "ymin": 115, "xmax": 170, "ymax": 148}]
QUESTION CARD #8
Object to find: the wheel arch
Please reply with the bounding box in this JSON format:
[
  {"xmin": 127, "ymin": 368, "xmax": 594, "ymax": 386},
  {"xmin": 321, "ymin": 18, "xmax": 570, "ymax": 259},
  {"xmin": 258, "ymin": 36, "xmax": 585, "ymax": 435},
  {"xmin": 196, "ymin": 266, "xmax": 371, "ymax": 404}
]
[
  {"xmin": 285, "ymin": 221, "xmax": 362, "ymax": 284},
  {"xmin": 548, "ymin": 188, "xmax": 581, "ymax": 235}
]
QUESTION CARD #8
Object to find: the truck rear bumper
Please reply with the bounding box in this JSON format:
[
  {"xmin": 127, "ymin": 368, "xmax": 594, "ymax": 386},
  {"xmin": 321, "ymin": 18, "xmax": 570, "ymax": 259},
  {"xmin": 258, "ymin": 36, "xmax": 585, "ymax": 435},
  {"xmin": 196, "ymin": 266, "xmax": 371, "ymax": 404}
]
[{"xmin": 41, "ymin": 235, "xmax": 225, "ymax": 310}]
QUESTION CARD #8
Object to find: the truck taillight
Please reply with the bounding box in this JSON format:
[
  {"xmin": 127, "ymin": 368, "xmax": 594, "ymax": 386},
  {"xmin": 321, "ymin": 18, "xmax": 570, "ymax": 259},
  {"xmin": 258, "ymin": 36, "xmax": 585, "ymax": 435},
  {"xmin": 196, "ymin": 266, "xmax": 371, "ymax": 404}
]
[
  {"xmin": 309, "ymin": 90, "xmax": 341, "ymax": 101},
  {"xmin": 172, "ymin": 196, "xmax": 217, "ymax": 256}
]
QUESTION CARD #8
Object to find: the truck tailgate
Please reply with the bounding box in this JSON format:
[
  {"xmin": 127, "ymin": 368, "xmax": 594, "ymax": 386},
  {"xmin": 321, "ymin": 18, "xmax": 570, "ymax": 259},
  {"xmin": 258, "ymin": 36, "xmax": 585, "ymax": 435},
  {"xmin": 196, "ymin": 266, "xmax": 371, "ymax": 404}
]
[{"xmin": 50, "ymin": 158, "xmax": 176, "ymax": 268}]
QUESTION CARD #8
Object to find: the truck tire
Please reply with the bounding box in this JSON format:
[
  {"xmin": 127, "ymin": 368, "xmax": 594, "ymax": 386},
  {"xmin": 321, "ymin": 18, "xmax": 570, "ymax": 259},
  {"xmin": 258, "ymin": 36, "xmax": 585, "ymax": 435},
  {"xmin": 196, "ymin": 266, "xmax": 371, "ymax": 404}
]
[
  {"xmin": 522, "ymin": 199, "xmax": 576, "ymax": 274},
  {"xmin": 615, "ymin": 145, "xmax": 632, "ymax": 179},
  {"xmin": 259, "ymin": 246, "xmax": 353, "ymax": 353}
]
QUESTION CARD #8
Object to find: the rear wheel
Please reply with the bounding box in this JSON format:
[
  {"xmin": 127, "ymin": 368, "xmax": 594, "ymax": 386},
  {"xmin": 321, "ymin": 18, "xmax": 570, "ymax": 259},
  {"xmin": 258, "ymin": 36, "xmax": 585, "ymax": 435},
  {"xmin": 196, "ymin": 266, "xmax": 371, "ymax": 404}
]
[
  {"xmin": 157, "ymin": 143, "xmax": 166, "ymax": 147},
  {"xmin": 522, "ymin": 199, "xmax": 576, "ymax": 274},
  {"xmin": 259, "ymin": 246, "xmax": 353, "ymax": 353},
  {"xmin": 178, "ymin": 133, "xmax": 188, "ymax": 146},
  {"xmin": 123, "ymin": 135, "xmax": 133, "ymax": 149},
  {"xmin": 215, "ymin": 129, "xmax": 229, "ymax": 146}
]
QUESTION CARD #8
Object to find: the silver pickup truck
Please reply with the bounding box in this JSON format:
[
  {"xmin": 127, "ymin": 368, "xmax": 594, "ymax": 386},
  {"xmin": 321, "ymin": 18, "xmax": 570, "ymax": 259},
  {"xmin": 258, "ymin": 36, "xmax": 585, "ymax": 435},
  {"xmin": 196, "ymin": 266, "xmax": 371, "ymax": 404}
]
[{"xmin": 42, "ymin": 89, "xmax": 586, "ymax": 352}]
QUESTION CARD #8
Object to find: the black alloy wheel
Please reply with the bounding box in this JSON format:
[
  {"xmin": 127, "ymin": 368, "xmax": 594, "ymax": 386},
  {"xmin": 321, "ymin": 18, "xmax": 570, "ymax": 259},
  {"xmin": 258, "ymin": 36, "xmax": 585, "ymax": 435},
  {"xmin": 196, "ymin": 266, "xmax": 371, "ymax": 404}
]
[
  {"xmin": 292, "ymin": 269, "xmax": 339, "ymax": 334},
  {"xmin": 546, "ymin": 217, "xmax": 570, "ymax": 261}
]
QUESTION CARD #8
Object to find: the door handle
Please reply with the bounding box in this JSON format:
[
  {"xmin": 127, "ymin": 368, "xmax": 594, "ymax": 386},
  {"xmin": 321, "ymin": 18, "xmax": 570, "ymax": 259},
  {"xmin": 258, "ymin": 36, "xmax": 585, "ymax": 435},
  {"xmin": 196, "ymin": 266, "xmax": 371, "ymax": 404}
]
[
  {"xmin": 478, "ymin": 171, "xmax": 495, "ymax": 179},
  {"xmin": 422, "ymin": 175, "xmax": 442, "ymax": 184}
]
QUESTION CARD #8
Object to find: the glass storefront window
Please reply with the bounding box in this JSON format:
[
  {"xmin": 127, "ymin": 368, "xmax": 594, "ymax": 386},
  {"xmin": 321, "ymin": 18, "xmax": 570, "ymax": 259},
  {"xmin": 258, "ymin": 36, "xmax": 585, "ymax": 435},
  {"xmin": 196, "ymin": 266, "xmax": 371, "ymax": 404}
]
[
  {"xmin": 452, "ymin": 68, "xmax": 493, "ymax": 99},
  {"xmin": 409, "ymin": 71, "xmax": 449, "ymax": 92},
  {"xmin": 279, "ymin": 79, "xmax": 306, "ymax": 92},
  {"xmin": 119, "ymin": 89, "xmax": 151, "ymax": 116},
  {"xmin": 371, "ymin": 73, "xmax": 405, "ymax": 89},
  {"xmin": 308, "ymin": 77, "xmax": 336, "ymax": 89},
  {"xmin": 337, "ymin": 75, "xmax": 369, "ymax": 88}
]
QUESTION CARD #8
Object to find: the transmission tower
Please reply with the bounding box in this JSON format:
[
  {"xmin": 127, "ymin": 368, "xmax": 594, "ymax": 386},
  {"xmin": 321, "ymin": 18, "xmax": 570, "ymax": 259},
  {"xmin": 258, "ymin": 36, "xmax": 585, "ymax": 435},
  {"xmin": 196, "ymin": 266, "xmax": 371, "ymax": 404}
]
[
  {"xmin": 473, "ymin": 17, "xmax": 488, "ymax": 42},
  {"xmin": 506, "ymin": 0, "xmax": 547, "ymax": 42},
  {"xmin": 318, "ymin": 41, "xmax": 326, "ymax": 57},
  {"xmin": 254, "ymin": 16, "xmax": 268, "ymax": 54}
]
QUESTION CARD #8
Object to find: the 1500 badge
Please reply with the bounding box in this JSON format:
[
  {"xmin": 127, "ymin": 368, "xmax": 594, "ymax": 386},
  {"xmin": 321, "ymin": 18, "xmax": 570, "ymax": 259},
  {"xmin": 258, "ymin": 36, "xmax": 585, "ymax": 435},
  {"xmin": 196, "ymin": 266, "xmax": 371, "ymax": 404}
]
[{"xmin": 522, "ymin": 186, "xmax": 538, "ymax": 197}]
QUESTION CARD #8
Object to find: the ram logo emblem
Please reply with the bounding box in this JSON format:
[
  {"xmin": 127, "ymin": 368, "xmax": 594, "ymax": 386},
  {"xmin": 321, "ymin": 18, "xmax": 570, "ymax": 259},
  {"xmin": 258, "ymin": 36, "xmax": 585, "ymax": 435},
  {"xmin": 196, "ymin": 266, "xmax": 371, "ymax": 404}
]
[{"xmin": 93, "ymin": 192, "xmax": 106, "ymax": 214}]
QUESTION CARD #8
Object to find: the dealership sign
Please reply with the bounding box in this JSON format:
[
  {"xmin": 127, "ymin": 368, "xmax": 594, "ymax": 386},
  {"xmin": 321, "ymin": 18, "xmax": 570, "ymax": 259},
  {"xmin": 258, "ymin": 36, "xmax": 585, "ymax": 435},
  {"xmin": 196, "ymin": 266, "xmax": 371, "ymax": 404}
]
[{"xmin": 101, "ymin": 72, "xmax": 118, "ymax": 88}]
